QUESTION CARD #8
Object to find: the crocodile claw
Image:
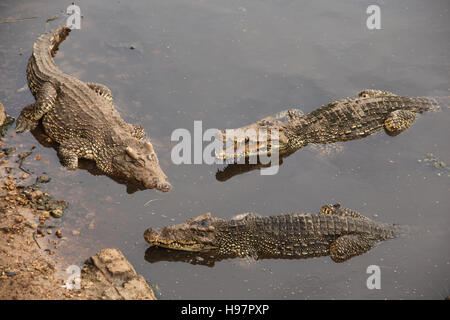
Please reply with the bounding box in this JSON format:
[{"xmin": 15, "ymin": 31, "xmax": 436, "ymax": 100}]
[{"xmin": 15, "ymin": 115, "xmax": 38, "ymax": 133}]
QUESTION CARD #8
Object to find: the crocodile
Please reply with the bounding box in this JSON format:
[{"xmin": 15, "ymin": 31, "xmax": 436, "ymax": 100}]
[
  {"xmin": 15, "ymin": 26, "xmax": 171, "ymax": 192},
  {"xmin": 216, "ymin": 89, "xmax": 441, "ymax": 160},
  {"xmin": 144, "ymin": 204, "xmax": 401, "ymax": 263}
]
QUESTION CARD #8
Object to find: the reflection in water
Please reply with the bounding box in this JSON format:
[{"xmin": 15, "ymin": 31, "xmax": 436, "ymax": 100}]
[
  {"xmin": 145, "ymin": 246, "xmax": 228, "ymax": 267},
  {"xmin": 215, "ymin": 151, "xmax": 295, "ymax": 182},
  {"xmin": 144, "ymin": 239, "xmax": 362, "ymax": 266},
  {"xmin": 144, "ymin": 245, "xmax": 337, "ymax": 267}
]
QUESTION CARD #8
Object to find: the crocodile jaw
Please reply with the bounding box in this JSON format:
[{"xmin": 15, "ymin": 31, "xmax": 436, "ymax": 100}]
[
  {"xmin": 215, "ymin": 121, "xmax": 290, "ymax": 160},
  {"xmin": 144, "ymin": 228, "xmax": 217, "ymax": 251},
  {"xmin": 143, "ymin": 213, "xmax": 221, "ymax": 252}
]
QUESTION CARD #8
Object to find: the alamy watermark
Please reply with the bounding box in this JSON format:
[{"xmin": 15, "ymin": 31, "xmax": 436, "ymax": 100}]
[
  {"xmin": 66, "ymin": 4, "xmax": 81, "ymax": 29},
  {"xmin": 366, "ymin": 265, "xmax": 381, "ymax": 289},
  {"xmin": 62, "ymin": 265, "xmax": 81, "ymax": 290},
  {"xmin": 366, "ymin": 5, "xmax": 381, "ymax": 30}
]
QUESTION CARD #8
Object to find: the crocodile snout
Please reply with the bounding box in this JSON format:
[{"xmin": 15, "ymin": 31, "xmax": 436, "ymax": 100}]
[
  {"xmin": 144, "ymin": 228, "xmax": 160, "ymax": 244},
  {"xmin": 156, "ymin": 181, "xmax": 172, "ymax": 192},
  {"xmin": 142, "ymin": 177, "xmax": 171, "ymax": 192}
]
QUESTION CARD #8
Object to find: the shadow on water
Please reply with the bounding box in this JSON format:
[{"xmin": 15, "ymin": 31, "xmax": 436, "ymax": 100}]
[
  {"xmin": 145, "ymin": 246, "xmax": 232, "ymax": 267},
  {"xmin": 144, "ymin": 244, "xmax": 345, "ymax": 267},
  {"xmin": 215, "ymin": 151, "xmax": 295, "ymax": 182}
]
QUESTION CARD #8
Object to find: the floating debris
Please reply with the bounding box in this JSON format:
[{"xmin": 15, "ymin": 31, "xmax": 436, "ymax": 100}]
[
  {"xmin": 0, "ymin": 16, "xmax": 38, "ymax": 24},
  {"xmin": 36, "ymin": 175, "xmax": 51, "ymax": 184},
  {"xmin": 419, "ymin": 153, "xmax": 450, "ymax": 177},
  {"xmin": 144, "ymin": 198, "xmax": 162, "ymax": 207}
]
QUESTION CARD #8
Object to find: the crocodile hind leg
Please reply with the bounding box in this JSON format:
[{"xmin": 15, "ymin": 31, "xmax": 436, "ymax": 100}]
[
  {"xmin": 320, "ymin": 203, "xmax": 371, "ymax": 221},
  {"xmin": 87, "ymin": 82, "xmax": 113, "ymax": 103},
  {"xmin": 384, "ymin": 110, "xmax": 416, "ymax": 136},
  {"xmin": 16, "ymin": 82, "xmax": 57, "ymax": 133},
  {"xmin": 271, "ymin": 109, "xmax": 304, "ymax": 121},
  {"xmin": 330, "ymin": 235, "xmax": 378, "ymax": 263}
]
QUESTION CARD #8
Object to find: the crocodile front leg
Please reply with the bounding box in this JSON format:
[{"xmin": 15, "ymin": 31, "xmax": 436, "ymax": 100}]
[
  {"xmin": 16, "ymin": 82, "xmax": 57, "ymax": 133},
  {"xmin": 330, "ymin": 234, "xmax": 377, "ymax": 263},
  {"xmin": 87, "ymin": 82, "xmax": 113, "ymax": 103},
  {"xmin": 384, "ymin": 110, "xmax": 416, "ymax": 136},
  {"xmin": 57, "ymin": 138, "xmax": 94, "ymax": 170}
]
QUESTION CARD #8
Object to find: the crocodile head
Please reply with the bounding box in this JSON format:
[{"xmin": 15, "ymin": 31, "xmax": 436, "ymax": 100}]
[
  {"xmin": 215, "ymin": 110, "xmax": 303, "ymax": 161},
  {"xmin": 144, "ymin": 213, "xmax": 224, "ymax": 251},
  {"xmin": 112, "ymin": 140, "xmax": 171, "ymax": 192}
]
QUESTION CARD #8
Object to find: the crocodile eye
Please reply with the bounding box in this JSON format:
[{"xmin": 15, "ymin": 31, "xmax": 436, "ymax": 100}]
[{"xmin": 136, "ymin": 159, "xmax": 145, "ymax": 167}]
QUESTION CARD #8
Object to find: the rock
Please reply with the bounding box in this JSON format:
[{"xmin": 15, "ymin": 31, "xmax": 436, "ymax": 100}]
[
  {"xmin": 36, "ymin": 176, "xmax": 51, "ymax": 184},
  {"xmin": 50, "ymin": 209, "xmax": 63, "ymax": 218},
  {"xmin": 0, "ymin": 101, "xmax": 6, "ymax": 126},
  {"xmin": 27, "ymin": 190, "xmax": 43, "ymax": 200},
  {"xmin": 0, "ymin": 104, "xmax": 14, "ymax": 137},
  {"xmin": 41, "ymin": 211, "xmax": 50, "ymax": 218},
  {"xmin": 81, "ymin": 248, "xmax": 156, "ymax": 300}
]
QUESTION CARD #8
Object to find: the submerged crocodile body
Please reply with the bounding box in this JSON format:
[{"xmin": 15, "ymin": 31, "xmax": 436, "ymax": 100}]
[
  {"xmin": 217, "ymin": 89, "xmax": 441, "ymax": 160},
  {"xmin": 144, "ymin": 204, "xmax": 400, "ymax": 263},
  {"xmin": 15, "ymin": 26, "xmax": 171, "ymax": 192}
]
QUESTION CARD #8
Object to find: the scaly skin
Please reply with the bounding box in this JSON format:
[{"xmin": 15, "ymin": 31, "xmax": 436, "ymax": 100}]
[
  {"xmin": 216, "ymin": 89, "xmax": 440, "ymax": 160},
  {"xmin": 16, "ymin": 26, "xmax": 171, "ymax": 192},
  {"xmin": 144, "ymin": 204, "xmax": 400, "ymax": 263}
]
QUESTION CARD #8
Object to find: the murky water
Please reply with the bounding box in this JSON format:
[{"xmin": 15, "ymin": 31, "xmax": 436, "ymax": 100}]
[{"xmin": 1, "ymin": 0, "xmax": 449, "ymax": 299}]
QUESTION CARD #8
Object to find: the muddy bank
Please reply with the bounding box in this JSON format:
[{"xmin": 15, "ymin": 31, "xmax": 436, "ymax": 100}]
[
  {"xmin": 0, "ymin": 178, "xmax": 156, "ymax": 300},
  {"xmin": 0, "ymin": 114, "xmax": 155, "ymax": 300}
]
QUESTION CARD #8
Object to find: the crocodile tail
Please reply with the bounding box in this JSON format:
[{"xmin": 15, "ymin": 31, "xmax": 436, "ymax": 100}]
[
  {"xmin": 34, "ymin": 26, "xmax": 71, "ymax": 58},
  {"xmin": 388, "ymin": 223, "xmax": 411, "ymax": 239},
  {"xmin": 432, "ymin": 96, "xmax": 450, "ymax": 109},
  {"xmin": 376, "ymin": 222, "xmax": 403, "ymax": 240}
]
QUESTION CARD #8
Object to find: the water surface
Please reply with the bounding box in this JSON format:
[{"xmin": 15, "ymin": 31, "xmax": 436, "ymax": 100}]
[{"xmin": 0, "ymin": 0, "xmax": 449, "ymax": 299}]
